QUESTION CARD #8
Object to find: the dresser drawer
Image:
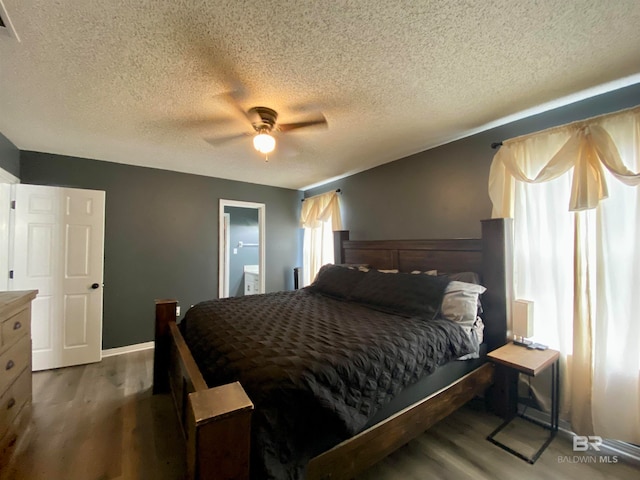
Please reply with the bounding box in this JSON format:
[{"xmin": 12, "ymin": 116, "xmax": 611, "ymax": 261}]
[
  {"xmin": 1, "ymin": 308, "xmax": 30, "ymax": 352},
  {"xmin": 0, "ymin": 401, "xmax": 31, "ymax": 470},
  {"xmin": 0, "ymin": 368, "xmax": 31, "ymax": 440},
  {"xmin": 0, "ymin": 336, "xmax": 31, "ymax": 395}
]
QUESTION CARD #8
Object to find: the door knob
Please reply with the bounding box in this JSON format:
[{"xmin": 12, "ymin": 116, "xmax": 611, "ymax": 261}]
[{"xmin": 91, "ymin": 283, "xmax": 100, "ymax": 289}]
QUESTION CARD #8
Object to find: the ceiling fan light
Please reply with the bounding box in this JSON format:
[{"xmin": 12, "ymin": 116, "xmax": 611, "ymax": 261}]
[{"xmin": 253, "ymin": 133, "xmax": 276, "ymax": 154}]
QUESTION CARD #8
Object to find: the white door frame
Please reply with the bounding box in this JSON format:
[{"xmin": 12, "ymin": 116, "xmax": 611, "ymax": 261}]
[
  {"xmin": 218, "ymin": 199, "xmax": 265, "ymax": 298},
  {"xmin": 222, "ymin": 213, "xmax": 230, "ymax": 298},
  {"xmin": 0, "ymin": 166, "xmax": 19, "ymax": 292}
]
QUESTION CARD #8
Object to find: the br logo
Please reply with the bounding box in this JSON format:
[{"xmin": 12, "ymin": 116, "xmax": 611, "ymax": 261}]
[{"xmin": 573, "ymin": 435, "xmax": 603, "ymax": 452}]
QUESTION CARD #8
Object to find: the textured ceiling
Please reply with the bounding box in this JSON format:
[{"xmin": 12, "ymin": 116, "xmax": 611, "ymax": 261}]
[{"xmin": 1, "ymin": 1, "xmax": 639, "ymax": 190}]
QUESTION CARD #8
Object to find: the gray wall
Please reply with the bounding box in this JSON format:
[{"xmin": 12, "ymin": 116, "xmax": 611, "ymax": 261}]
[
  {"xmin": 306, "ymin": 83, "xmax": 640, "ymax": 240},
  {"xmin": 20, "ymin": 152, "xmax": 301, "ymax": 349},
  {"xmin": 0, "ymin": 132, "xmax": 20, "ymax": 178},
  {"xmin": 14, "ymin": 83, "xmax": 640, "ymax": 348},
  {"xmin": 224, "ymin": 206, "xmax": 259, "ymax": 297}
]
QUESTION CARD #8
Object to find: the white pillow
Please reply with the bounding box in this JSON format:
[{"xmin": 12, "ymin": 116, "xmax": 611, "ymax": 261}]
[
  {"xmin": 458, "ymin": 316, "xmax": 484, "ymax": 360},
  {"xmin": 411, "ymin": 270, "xmax": 438, "ymax": 276},
  {"xmin": 354, "ymin": 266, "xmax": 398, "ymax": 273},
  {"xmin": 443, "ymin": 280, "xmax": 487, "ymax": 361},
  {"xmin": 441, "ymin": 280, "xmax": 486, "ymax": 330}
]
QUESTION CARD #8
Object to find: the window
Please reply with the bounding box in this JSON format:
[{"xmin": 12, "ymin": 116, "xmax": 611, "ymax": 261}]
[
  {"xmin": 489, "ymin": 106, "xmax": 640, "ymax": 444},
  {"xmin": 299, "ymin": 191, "xmax": 342, "ymax": 286}
]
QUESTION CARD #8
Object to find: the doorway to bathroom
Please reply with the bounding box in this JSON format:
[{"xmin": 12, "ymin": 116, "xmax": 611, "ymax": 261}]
[{"xmin": 219, "ymin": 199, "xmax": 265, "ymax": 298}]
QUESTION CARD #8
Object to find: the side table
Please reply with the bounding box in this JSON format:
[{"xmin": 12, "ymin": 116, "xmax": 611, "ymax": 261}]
[{"xmin": 486, "ymin": 342, "xmax": 560, "ymax": 464}]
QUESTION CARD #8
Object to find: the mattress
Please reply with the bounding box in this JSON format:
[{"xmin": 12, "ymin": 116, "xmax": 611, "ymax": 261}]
[{"xmin": 363, "ymin": 343, "xmax": 487, "ymax": 428}]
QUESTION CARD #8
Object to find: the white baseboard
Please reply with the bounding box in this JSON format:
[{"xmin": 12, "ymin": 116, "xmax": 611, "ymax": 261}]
[{"xmin": 101, "ymin": 341, "xmax": 154, "ymax": 358}]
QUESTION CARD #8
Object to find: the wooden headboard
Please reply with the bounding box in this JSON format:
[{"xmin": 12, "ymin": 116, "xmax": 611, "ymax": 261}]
[{"xmin": 333, "ymin": 218, "xmax": 513, "ymax": 352}]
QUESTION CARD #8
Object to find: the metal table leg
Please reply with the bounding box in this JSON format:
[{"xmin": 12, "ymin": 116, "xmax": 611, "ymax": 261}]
[{"xmin": 487, "ymin": 359, "xmax": 559, "ymax": 464}]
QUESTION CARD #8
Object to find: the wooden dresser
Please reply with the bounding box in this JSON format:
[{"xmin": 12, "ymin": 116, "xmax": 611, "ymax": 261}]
[{"xmin": 0, "ymin": 290, "xmax": 37, "ymax": 468}]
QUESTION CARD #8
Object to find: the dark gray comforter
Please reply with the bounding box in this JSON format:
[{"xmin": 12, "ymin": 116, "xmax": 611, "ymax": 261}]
[{"xmin": 180, "ymin": 288, "xmax": 475, "ymax": 479}]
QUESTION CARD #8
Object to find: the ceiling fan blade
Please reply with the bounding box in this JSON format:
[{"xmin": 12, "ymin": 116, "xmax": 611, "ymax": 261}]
[
  {"xmin": 274, "ymin": 134, "xmax": 301, "ymax": 158},
  {"xmin": 204, "ymin": 132, "xmax": 252, "ymax": 147},
  {"xmin": 215, "ymin": 91, "xmax": 259, "ymax": 127},
  {"xmin": 277, "ymin": 116, "xmax": 328, "ymax": 132},
  {"xmin": 172, "ymin": 117, "xmax": 231, "ymax": 130}
]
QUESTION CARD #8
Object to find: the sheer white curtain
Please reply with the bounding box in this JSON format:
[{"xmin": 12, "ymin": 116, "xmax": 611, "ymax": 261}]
[
  {"xmin": 300, "ymin": 191, "xmax": 342, "ymax": 287},
  {"xmin": 489, "ymin": 106, "xmax": 640, "ymax": 444}
]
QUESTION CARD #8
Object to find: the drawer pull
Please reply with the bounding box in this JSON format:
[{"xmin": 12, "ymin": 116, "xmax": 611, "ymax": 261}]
[
  {"xmin": 13, "ymin": 321, "xmax": 22, "ymax": 330},
  {"xmin": 5, "ymin": 359, "xmax": 14, "ymax": 371},
  {"xmin": 7, "ymin": 397, "xmax": 15, "ymax": 409}
]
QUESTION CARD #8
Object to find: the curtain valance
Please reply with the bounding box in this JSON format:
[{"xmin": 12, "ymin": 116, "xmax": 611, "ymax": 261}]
[
  {"xmin": 300, "ymin": 190, "xmax": 343, "ymax": 231},
  {"xmin": 489, "ymin": 106, "xmax": 640, "ymax": 216}
]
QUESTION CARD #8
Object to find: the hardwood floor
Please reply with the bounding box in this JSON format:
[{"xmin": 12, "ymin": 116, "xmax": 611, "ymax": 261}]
[
  {"xmin": 1, "ymin": 351, "xmax": 185, "ymax": 480},
  {"xmin": 357, "ymin": 406, "xmax": 639, "ymax": 480},
  {"xmin": 2, "ymin": 350, "xmax": 638, "ymax": 479}
]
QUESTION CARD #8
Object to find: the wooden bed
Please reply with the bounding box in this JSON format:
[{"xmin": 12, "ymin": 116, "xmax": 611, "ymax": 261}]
[{"xmin": 153, "ymin": 218, "xmax": 513, "ymax": 480}]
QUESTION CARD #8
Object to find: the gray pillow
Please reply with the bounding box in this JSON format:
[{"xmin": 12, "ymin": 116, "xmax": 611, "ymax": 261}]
[
  {"xmin": 445, "ymin": 271, "xmax": 481, "ymax": 284},
  {"xmin": 308, "ymin": 264, "xmax": 365, "ymax": 299},
  {"xmin": 349, "ymin": 270, "xmax": 450, "ymax": 319}
]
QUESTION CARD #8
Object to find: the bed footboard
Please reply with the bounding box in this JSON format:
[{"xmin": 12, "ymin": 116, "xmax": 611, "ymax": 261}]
[{"xmin": 153, "ymin": 299, "xmax": 254, "ymax": 480}]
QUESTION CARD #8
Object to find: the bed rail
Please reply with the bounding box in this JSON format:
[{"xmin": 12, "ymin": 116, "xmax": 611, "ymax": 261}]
[
  {"xmin": 154, "ymin": 299, "xmax": 253, "ymax": 479},
  {"xmin": 307, "ymin": 363, "xmax": 494, "ymax": 480}
]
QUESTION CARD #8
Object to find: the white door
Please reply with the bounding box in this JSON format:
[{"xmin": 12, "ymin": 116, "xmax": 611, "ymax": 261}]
[{"xmin": 11, "ymin": 185, "xmax": 105, "ymax": 371}]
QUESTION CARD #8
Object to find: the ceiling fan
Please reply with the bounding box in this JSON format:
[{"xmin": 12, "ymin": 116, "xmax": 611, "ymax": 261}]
[{"xmin": 205, "ymin": 104, "xmax": 328, "ymax": 156}]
